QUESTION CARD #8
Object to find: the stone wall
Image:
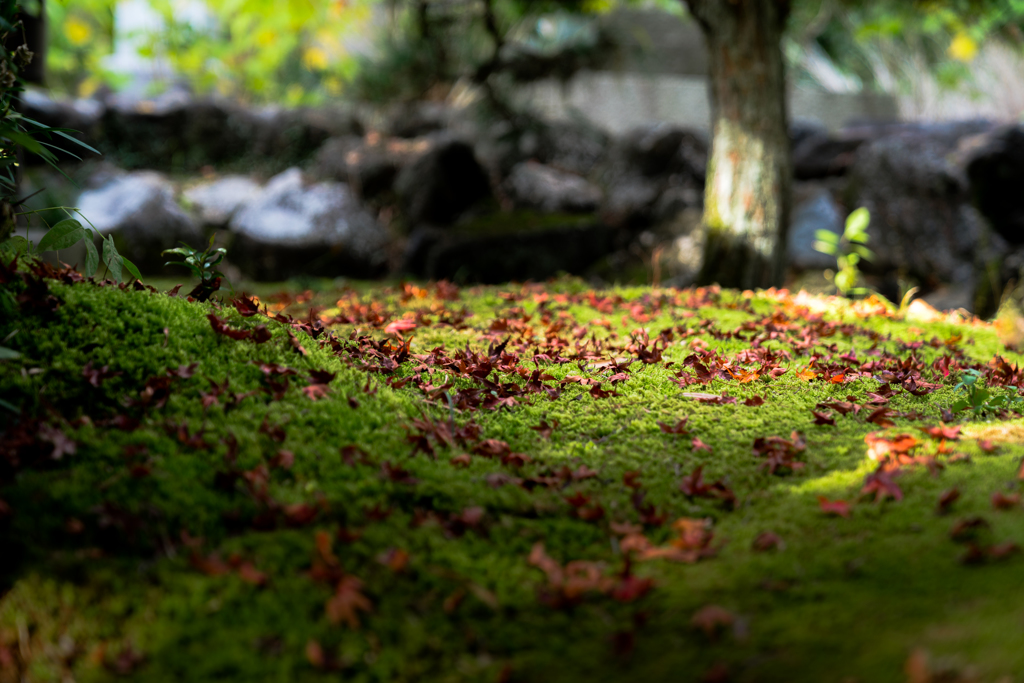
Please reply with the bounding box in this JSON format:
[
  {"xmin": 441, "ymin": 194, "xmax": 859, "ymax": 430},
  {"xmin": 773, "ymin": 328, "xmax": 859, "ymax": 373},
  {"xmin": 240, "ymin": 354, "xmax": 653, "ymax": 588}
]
[{"xmin": 519, "ymin": 72, "xmax": 899, "ymax": 135}]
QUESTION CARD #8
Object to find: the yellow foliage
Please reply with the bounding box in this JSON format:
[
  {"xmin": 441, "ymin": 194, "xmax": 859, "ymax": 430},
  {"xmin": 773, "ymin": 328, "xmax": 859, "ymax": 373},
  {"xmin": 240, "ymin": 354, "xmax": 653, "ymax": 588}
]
[
  {"xmin": 64, "ymin": 16, "xmax": 92, "ymax": 46},
  {"xmin": 948, "ymin": 32, "xmax": 979, "ymax": 62},
  {"xmin": 302, "ymin": 47, "xmax": 329, "ymax": 71}
]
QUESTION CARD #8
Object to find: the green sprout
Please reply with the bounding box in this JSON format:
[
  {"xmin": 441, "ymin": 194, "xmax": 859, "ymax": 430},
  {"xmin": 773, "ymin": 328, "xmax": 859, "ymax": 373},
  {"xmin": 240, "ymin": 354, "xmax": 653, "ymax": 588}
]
[{"xmin": 814, "ymin": 207, "xmax": 875, "ymax": 297}]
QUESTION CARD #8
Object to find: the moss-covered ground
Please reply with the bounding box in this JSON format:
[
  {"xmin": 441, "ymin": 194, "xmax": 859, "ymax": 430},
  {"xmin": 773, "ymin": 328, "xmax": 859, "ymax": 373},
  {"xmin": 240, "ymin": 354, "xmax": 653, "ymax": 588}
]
[{"xmin": 2, "ymin": 260, "xmax": 1024, "ymax": 683}]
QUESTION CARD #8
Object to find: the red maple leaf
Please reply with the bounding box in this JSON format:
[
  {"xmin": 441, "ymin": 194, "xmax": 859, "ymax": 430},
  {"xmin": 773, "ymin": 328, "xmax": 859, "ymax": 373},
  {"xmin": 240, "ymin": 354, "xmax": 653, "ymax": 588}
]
[
  {"xmin": 691, "ymin": 437, "xmax": 713, "ymax": 453},
  {"xmin": 818, "ymin": 496, "xmax": 851, "ymax": 518},
  {"xmin": 992, "ymin": 491, "xmax": 1021, "ymax": 510},
  {"xmin": 384, "ymin": 319, "xmax": 417, "ymax": 336},
  {"xmin": 751, "ymin": 531, "xmax": 783, "ymax": 552},
  {"xmin": 811, "ymin": 410, "xmax": 836, "ymax": 426},
  {"xmin": 325, "ymin": 575, "xmax": 373, "ymax": 628},
  {"xmin": 937, "ymin": 487, "xmax": 960, "ymax": 514},
  {"xmin": 530, "ymin": 419, "xmax": 559, "ymax": 438},
  {"xmin": 207, "ymin": 313, "xmax": 251, "ymax": 341},
  {"xmin": 657, "ymin": 418, "xmax": 690, "ymax": 435},
  {"xmin": 920, "ymin": 425, "xmax": 961, "ymax": 441},
  {"xmin": 860, "ymin": 468, "xmax": 903, "ymax": 502},
  {"xmin": 232, "ymin": 295, "xmax": 260, "ymax": 317}
]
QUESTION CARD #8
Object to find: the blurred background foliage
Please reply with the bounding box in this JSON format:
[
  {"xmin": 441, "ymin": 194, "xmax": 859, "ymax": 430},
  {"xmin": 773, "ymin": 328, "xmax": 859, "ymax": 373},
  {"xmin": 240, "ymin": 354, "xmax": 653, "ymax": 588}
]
[{"xmin": 37, "ymin": 0, "xmax": 1024, "ymax": 107}]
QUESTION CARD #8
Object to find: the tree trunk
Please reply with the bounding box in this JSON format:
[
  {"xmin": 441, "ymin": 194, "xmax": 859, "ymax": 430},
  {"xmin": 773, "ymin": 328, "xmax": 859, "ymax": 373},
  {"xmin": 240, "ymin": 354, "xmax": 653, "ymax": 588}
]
[{"xmin": 685, "ymin": 0, "xmax": 792, "ymax": 289}]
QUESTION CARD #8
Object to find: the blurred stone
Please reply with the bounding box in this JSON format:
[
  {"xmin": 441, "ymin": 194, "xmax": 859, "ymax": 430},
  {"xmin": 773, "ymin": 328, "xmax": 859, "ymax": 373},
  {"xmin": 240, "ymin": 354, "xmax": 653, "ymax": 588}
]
[
  {"xmin": 599, "ymin": 123, "xmax": 706, "ymax": 229},
  {"xmin": 97, "ymin": 93, "xmax": 361, "ymax": 171},
  {"xmin": 383, "ymin": 101, "xmax": 451, "ymax": 139},
  {"xmin": 616, "ymin": 122, "xmax": 707, "ymax": 179},
  {"xmin": 184, "ymin": 175, "xmax": 262, "ymax": 229},
  {"xmin": 311, "ymin": 134, "xmax": 422, "ymax": 201},
  {"xmin": 601, "ymin": 179, "xmax": 660, "ymax": 229},
  {"xmin": 468, "ymin": 111, "xmax": 610, "ymax": 179},
  {"xmin": 787, "ymin": 186, "xmax": 842, "ymax": 271},
  {"xmin": 845, "ymin": 120, "xmax": 997, "ymax": 289},
  {"xmin": 76, "ymin": 170, "xmax": 201, "ymax": 273},
  {"xmin": 792, "ymin": 132, "xmax": 869, "ymax": 180},
  {"xmin": 964, "ymin": 124, "xmax": 1024, "ymax": 245},
  {"xmin": 921, "ymin": 285, "xmax": 973, "ymax": 312},
  {"xmin": 652, "ymin": 185, "xmax": 702, "ymax": 225},
  {"xmin": 395, "ymin": 136, "xmax": 492, "ymax": 226},
  {"xmin": 789, "ymin": 119, "xmax": 828, "ymax": 149},
  {"xmin": 502, "ymin": 161, "xmax": 601, "ymax": 213},
  {"xmin": 404, "ymin": 212, "xmax": 611, "ymax": 283},
  {"xmin": 228, "ymin": 168, "xmax": 389, "ymax": 281}
]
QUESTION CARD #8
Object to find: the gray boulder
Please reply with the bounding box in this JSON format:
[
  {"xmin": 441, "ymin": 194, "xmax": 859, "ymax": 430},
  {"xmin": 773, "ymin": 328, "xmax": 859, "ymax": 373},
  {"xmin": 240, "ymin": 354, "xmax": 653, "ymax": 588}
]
[
  {"xmin": 228, "ymin": 168, "xmax": 389, "ymax": 280},
  {"xmin": 184, "ymin": 175, "xmax": 262, "ymax": 229},
  {"xmin": 787, "ymin": 187, "xmax": 842, "ymax": 271},
  {"xmin": 311, "ymin": 135, "xmax": 406, "ymax": 201},
  {"xmin": 76, "ymin": 170, "xmax": 201, "ymax": 274},
  {"xmin": 469, "ymin": 114, "xmax": 611, "ymax": 180},
  {"xmin": 845, "ymin": 120, "xmax": 997, "ymax": 288},
  {"xmin": 502, "ymin": 161, "xmax": 602, "ymax": 213},
  {"xmin": 598, "ymin": 123, "xmax": 707, "ymax": 229},
  {"xmin": 964, "ymin": 124, "xmax": 1024, "ymax": 245},
  {"xmin": 395, "ymin": 136, "xmax": 492, "ymax": 226},
  {"xmin": 404, "ymin": 213, "xmax": 611, "ymax": 284}
]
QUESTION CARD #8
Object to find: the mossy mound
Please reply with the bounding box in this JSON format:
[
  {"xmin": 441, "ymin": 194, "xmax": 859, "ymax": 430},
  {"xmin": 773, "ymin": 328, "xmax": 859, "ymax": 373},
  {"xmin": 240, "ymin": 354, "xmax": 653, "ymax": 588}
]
[{"xmin": 2, "ymin": 262, "xmax": 1024, "ymax": 682}]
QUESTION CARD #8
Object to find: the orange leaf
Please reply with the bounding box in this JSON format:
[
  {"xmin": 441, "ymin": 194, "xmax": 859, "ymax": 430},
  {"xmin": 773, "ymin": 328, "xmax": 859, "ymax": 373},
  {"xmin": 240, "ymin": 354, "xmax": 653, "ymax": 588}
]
[
  {"xmin": 384, "ymin": 319, "xmax": 417, "ymax": 336},
  {"xmin": 795, "ymin": 368, "xmax": 817, "ymax": 381}
]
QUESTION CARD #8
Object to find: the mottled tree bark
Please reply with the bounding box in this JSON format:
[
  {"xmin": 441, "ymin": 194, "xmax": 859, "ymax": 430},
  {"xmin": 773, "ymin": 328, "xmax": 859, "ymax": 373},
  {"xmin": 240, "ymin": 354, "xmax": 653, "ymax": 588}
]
[{"xmin": 685, "ymin": 0, "xmax": 792, "ymax": 289}]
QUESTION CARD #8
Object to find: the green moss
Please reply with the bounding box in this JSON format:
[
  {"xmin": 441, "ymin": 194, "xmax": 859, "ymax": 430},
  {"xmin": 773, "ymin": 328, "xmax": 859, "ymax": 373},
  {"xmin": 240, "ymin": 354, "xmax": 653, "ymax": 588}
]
[
  {"xmin": 453, "ymin": 210, "xmax": 597, "ymax": 237},
  {"xmin": 2, "ymin": 273, "xmax": 1024, "ymax": 682}
]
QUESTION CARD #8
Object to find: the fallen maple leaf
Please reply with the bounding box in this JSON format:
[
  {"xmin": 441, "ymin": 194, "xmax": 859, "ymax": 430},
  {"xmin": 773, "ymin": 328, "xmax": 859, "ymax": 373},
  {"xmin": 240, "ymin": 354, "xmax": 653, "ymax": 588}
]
[
  {"xmin": 949, "ymin": 516, "xmax": 989, "ymax": 542},
  {"xmin": 236, "ymin": 561, "xmax": 269, "ymax": 587},
  {"xmin": 302, "ymin": 384, "xmax": 330, "ymax": 401},
  {"xmin": 287, "ymin": 330, "xmax": 307, "ymax": 356},
  {"xmin": 691, "ymin": 437, "xmax": 713, "ymax": 453},
  {"xmin": 811, "ymin": 410, "xmax": 835, "ymax": 426},
  {"xmin": 325, "ymin": 575, "xmax": 373, "ymax": 628},
  {"xmin": 207, "ymin": 313, "xmax": 251, "ymax": 341},
  {"xmin": 987, "ymin": 541, "xmax": 1020, "ymax": 561},
  {"xmin": 82, "ymin": 361, "xmax": 122, "ymax": 387},
  {"xmin": 991, "ymin": 491, "xmax": 1021, "ymax": 510},
  {"xmin": 861, "ymin": 468, "xmax": 903, "ymax": 503},
  {"xmin": 818, "ymin": 496, "xmax": 851, "ymax": 518},
  {"xmin": 530, "ymin": 419, "xmax": 558, "ymax": 438},
  {"xmin": 864, "ymin": 432, "xmax": 918, "ymax": 461},
  {"xmin": 384, "ymin": 318, "xmax": 417, "ymax": 336},
  {"xmin": 751, "ymin": 531, "xmax": 783, "ymax": 552},
  {"xmin": 376, "ymin": 548, "xmax": 410, "ymax": 572},
  {"xmin": 657, "ymin": 418, "xmax": 690, "ymax": 435},
  {"xmin": 743, "ymin": 395, "xmax": 765, "ymax": 407},
  {"xmin": 610, "ymin": 575, "xmax": 654, "ymax": 603},
  {"xmin": 232, "ymin": 295, "xmax": 260, "ymax": 317},
  {"xmin": 189, "ymin": 552, "xmax": 231, "ymax": 576},
  {"xmin": 865, "ymin": 407, "xmax": 896, "ymax": 428},
  {"xmin": 921, "ymin": 425, "xmax": 961, "ymax": 441},
  {"xmin": 795, "ymin": 368, "xmax": 817, "ymax": 381},
  {"xmin": 622, "ymin": 470, "xmax": 643, "ymax": 489},
  {"xmin": 691, "ymin": 605, "xmax": 735, "ymax": 639},
  {"xmin": 977, "ymin": 439, "xmax": 997, "ymax": 454},
  {"xmin": 936, "ymin": 487, "xmax": 960, "ymax": 515}
]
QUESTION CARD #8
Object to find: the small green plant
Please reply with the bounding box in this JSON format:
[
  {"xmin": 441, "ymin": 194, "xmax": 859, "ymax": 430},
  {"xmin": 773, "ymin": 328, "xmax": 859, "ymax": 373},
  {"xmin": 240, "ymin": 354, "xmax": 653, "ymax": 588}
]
[
  {"xmin": 162, "ymin": 236, "xmax": 228, "ymax": 301},
  {"xmin": 162, "ymin": 236, "xmax": 227, "ymax": 283},
  {"xmin": 814, "ymin": 207, "xmax": 875, "ymax": 297},
  {"xmin": 1, "ymin": 210, "xmax": 142, "ymax": 283},
  {"xmin": 950, "ymin": 369, "xmax": 1024, "ymax": 417}
]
